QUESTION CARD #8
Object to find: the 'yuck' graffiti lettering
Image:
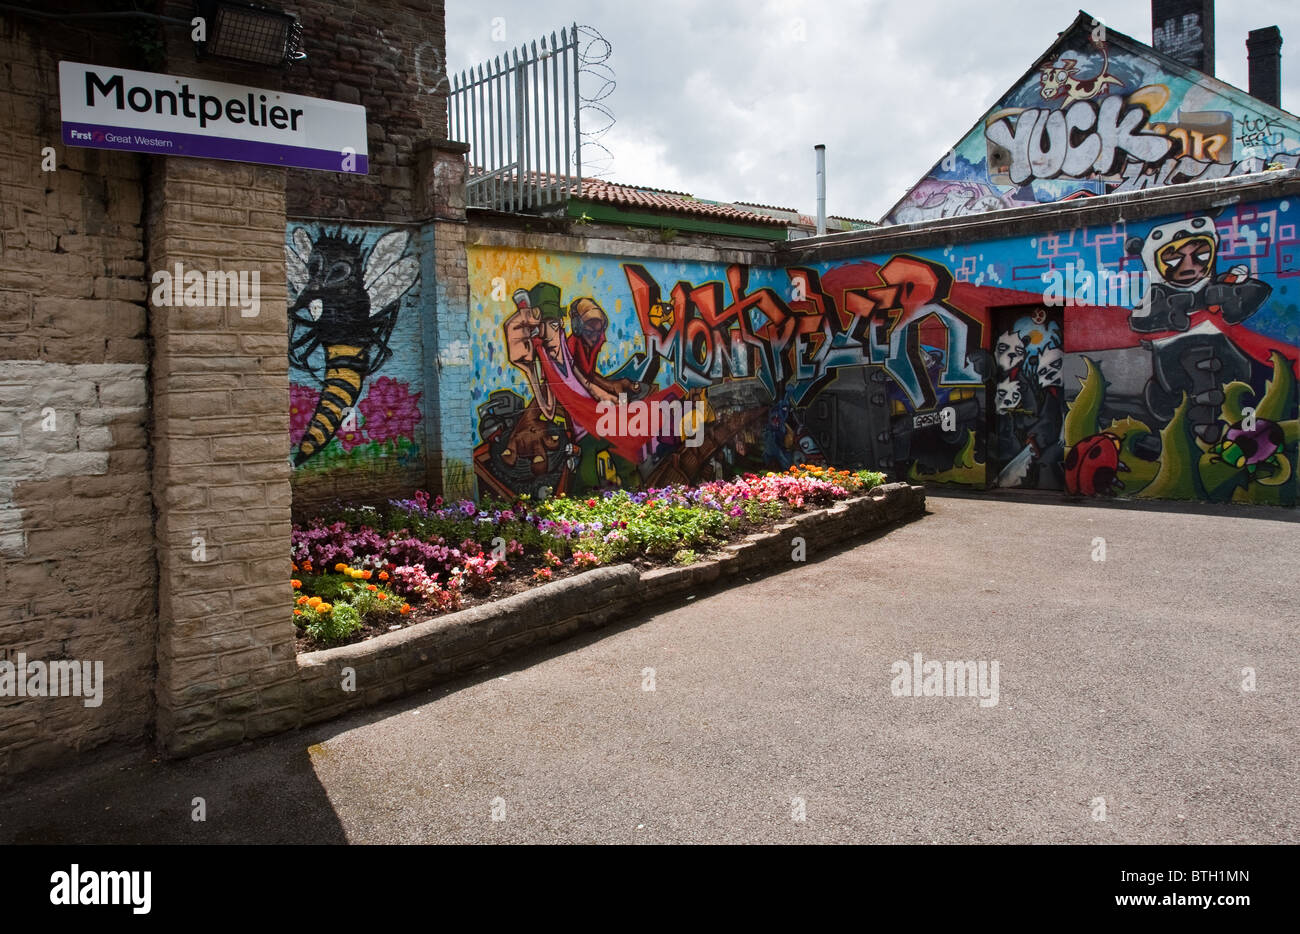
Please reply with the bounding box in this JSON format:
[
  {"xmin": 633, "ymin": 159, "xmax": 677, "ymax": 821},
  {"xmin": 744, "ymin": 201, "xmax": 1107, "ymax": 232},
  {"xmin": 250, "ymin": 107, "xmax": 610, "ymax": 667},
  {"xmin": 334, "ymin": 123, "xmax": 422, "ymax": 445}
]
[{"xmin": 987, "ymin": 96, "xmax": 1172, "ymax": 186}]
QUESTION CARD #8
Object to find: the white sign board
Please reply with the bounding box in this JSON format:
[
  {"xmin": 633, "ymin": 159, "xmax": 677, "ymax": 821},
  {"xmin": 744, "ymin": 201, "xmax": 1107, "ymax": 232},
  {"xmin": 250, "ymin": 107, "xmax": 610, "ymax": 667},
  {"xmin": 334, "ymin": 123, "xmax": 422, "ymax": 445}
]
[{"xmin": 59, "ymin": 60, "xmax": 368, "ymax": 174}]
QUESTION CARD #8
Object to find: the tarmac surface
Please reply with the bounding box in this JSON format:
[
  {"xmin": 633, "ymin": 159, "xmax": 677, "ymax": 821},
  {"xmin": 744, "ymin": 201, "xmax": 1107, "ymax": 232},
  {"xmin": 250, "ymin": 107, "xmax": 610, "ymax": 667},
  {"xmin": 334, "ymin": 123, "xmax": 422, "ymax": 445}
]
[{"xmin": 2, "ymin": 492, "xmax": 1296, "ymax": 844}]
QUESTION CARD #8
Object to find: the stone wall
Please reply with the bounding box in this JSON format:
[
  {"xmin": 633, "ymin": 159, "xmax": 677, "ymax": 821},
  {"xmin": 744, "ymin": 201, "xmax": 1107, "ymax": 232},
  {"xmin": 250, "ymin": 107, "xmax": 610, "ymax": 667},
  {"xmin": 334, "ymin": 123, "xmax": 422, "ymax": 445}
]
[
  {"xmin": 0, "ymin": 11, "xmax": 157, "ymax": 777},
  {"xmin": 147, "ymin": 156, "xmax": 297, "ymax": 756},
  {"xmin": 0, "ymin": 0, "xmax": 457, "ymax": 778},
  {"xmin": 267, "ymin": 0, "xmax": 462, "ymax": 512}
]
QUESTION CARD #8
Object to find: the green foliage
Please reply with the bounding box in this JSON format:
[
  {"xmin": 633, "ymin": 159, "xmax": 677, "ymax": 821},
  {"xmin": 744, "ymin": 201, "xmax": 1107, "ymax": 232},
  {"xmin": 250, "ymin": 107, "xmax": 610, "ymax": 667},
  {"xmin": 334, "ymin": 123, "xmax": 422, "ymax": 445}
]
[
  {"xmin": 1065, "ymin": 357, "xmax": 1106, "ymax": 447},
  {"xmin": 1138, "ymin": 396, "xmax": 1207, "ymax": 501},
  {"xmin": 294, "ymin": 573, "xmax": 406, "ymax": 646},
  {"xmin": 304, "ymin": 603, "xmax": 362, "ymax": 644},
  {"xmin": 852, "ymin": 469, "xmax": 886, "ymax": 488},
  {"xmin": 302, "ymin": 574, "xmax": 348, "ymax": 602}
]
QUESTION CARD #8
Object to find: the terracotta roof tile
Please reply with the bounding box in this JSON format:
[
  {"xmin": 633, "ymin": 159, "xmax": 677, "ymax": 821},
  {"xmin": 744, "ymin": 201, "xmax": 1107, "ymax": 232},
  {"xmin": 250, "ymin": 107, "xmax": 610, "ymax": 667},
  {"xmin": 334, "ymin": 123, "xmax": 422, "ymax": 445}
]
[
  {"xmin": 574, "ymin": 178, "xmax": 786, "ymax": 226},
  {"xmin": 467, "ymin": 168, "xmax": 788, "ymax": 227}
]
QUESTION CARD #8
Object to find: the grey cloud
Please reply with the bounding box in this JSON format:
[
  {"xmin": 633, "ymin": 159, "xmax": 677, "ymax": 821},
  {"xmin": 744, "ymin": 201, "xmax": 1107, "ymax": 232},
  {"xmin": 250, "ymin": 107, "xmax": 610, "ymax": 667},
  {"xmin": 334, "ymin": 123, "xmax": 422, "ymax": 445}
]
[{"xmin": 448, "ymin": 1, "xmax": 1300, "ymax": 221}]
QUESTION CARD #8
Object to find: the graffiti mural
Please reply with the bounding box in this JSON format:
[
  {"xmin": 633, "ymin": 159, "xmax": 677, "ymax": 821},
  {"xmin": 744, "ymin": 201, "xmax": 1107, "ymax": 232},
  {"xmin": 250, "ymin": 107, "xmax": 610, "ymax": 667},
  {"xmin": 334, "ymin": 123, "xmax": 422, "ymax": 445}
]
[
  {"xmin": 470, "ymin": 191, "xmax": 1298, "ymax": 505},
  {"xmin": 469, "ymin": 248, "xmax": 1009, "ymax": 498},
  {"xmin": 990, "ymin": 308, "xmax": 1065, "ymax": 489},
  {"xmin": 884, "ymin": 14, "xmax": 1300, "ymax": 224},
  {"xmin": 1061, "ymin": 205, "xmax": 1298, "ymax": 506},
  {"xmin": 285, "ymin": 225, "xmax": 424, "ymax": 472}
]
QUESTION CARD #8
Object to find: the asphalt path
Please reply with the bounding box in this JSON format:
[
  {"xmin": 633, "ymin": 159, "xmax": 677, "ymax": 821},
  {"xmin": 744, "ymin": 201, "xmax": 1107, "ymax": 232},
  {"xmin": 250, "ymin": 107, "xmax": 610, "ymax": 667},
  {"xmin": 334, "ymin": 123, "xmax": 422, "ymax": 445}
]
[{"xmin": 2, "ymin": 493, "xmax": 1296, "ymax": 844}]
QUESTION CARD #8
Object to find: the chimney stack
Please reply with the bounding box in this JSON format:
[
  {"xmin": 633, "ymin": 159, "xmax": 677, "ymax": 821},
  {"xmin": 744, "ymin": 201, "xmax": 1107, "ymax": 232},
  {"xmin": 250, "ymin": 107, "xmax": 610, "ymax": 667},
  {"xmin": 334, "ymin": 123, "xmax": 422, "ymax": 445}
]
[
  {"xmin": 1247, "ymin": 27, "xmax": 1282, "ymax": 109},
  {"xmin": 1152, "ymin": 0, "xmax": 1215, "ymax": 75}
]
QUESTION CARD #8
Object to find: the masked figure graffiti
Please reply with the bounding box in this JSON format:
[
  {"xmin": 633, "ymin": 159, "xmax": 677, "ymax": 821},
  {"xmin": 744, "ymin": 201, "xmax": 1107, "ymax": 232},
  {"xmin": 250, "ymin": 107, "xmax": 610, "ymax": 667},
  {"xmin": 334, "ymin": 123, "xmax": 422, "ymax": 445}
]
[
  {"xmin": 475, "ymin": 281, "xmax": 690, "ymax": 499},
  {"xmin": 471, "ymin": 254, "xmax": 996, "ymax": 498},
  {"xmin": 286, "ymin": 227, "xmax": 421, "ymax": 466},
  {"xmin": 469, "ymin": 194, "xmax": 1295, "ymax": 504}
]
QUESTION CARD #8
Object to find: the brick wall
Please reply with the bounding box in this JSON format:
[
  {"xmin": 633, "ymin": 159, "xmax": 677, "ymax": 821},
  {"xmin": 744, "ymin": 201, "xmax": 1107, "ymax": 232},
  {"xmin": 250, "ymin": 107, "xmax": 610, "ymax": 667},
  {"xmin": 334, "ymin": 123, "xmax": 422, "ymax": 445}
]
[
  {"xmin": 421, "ymin": 139, "xmax": 474, "ymax": 498},
  {"xmin": 1, "ymin": 0, "xmax": 473, "ymax": 776},
  {"xmin": 0, "ymin": 12, "xmax": 156, "ymax": 778},
  {"xmin": 279, "ymin": 0, "xmax": 449, "ymax": 220},
  {"xmin": 260, "ymin": 0, "xmax": 459, "ymax": 511}
]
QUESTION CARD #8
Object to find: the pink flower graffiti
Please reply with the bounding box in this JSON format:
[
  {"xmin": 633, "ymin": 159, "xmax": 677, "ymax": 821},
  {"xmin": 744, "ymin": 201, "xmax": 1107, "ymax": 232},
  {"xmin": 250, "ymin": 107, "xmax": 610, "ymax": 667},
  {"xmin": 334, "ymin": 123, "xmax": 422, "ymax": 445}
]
[
  {"xmin": 359, "ymin": 376, "xmax": 422, "ymax": 444},
  {"xmin": 335, "ymin": 424, "xmax": 366, "ymax": 452},
  {"xmin": 289, "ymin": 383, "xmax": 321, "ymax": 446}
]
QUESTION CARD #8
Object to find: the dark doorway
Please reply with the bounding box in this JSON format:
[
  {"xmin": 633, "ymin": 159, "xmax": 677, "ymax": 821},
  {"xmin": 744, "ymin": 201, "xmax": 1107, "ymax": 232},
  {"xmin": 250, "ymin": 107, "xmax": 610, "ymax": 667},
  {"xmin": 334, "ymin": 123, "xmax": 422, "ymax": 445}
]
[{"xmin": 987, "ymin": 305, "xmax": 1065, "ymax": 490}]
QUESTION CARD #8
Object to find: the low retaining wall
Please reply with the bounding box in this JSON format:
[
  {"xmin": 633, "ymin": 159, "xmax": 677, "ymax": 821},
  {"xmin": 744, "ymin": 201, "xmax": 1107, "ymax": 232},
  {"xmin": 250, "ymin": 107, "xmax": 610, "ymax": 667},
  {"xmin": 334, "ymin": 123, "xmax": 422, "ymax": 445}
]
[{"xmin": 295, "ymin": 482, "xmax": 925, "ymax": 728}]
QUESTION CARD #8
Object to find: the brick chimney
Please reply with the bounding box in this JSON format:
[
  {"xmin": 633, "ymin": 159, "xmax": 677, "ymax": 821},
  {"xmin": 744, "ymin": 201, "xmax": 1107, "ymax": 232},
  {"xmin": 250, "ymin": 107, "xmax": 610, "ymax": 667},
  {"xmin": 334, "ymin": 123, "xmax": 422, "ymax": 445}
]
[
  {"xmin": 1152, "ymin": 0, "xmax": 1215, "ymax": 75},
  {"xmin": 1247, "ymin": 27, "xmax": 1282, "ymax": 108}
]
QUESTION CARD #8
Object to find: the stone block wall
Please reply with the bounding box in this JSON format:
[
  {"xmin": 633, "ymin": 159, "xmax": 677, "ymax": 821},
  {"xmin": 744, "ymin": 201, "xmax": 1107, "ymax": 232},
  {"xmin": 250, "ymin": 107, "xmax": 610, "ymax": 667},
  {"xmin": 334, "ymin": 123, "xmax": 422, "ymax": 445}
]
[
  {"xmin": 0, "ymin": 0, "xmax": 459, "ymax": 776},
  {"xmin": 0, "ymin": 11, "xmax": 156, "ymax": 777},
  {"xmin": 146, "ymin": 156, "xmax": 298, "ymax": 756}
]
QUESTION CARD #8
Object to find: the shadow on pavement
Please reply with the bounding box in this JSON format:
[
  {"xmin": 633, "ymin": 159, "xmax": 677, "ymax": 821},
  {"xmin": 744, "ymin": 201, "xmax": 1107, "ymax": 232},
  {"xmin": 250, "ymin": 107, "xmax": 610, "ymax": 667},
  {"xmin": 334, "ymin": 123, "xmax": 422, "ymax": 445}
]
[{"xmin": 0, "ymin": 513, "xmax": 928, "ymax": 844}]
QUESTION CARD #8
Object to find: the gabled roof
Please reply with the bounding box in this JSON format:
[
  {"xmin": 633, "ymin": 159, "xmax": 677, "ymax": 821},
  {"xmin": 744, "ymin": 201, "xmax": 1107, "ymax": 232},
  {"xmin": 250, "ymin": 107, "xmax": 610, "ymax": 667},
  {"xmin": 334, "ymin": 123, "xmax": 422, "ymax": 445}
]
[{"xmin": 879, "ymin": 9, "xmax": 1300, "ymax": 225}]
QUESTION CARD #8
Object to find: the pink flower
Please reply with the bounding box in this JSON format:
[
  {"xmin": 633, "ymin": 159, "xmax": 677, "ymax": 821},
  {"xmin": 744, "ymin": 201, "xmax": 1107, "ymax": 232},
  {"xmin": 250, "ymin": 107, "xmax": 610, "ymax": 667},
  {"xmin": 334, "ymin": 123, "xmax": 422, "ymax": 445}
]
[
  {"xmin": 336, "ymin": 424, "xmax": 365, "ymax": 452},
  {"xmin": 289, "ymin": 383, "xmax": 321, "ymax": 446},
  {"xmin": 359, "ymin": 376, "xmax": 423, "ymax": 444}
]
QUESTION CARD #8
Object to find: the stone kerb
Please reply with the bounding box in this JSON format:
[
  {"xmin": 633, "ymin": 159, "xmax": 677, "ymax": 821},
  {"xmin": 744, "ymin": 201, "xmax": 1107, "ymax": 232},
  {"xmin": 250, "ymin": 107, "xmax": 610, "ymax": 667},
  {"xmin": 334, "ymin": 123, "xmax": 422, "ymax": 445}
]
[{"xmin": 294, "ymin": 483, "xmax": 926, "ymax": 728}]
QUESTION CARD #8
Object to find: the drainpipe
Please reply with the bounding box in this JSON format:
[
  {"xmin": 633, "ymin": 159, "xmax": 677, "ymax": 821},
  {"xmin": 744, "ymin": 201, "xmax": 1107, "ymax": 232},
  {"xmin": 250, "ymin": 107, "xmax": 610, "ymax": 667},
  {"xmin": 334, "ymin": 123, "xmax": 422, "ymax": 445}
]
[{"xmin": 815, "ymin": 144, "xmax": 826, "ymax": 236}]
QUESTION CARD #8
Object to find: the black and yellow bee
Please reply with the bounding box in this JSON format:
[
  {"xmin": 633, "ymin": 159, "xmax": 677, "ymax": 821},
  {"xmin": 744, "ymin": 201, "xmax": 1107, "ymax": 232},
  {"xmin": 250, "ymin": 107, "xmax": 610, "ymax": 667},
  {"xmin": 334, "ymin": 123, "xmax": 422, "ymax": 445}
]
[{"xmin": 286, "ymin": 227, "xmax": 420, "ymax": 465}]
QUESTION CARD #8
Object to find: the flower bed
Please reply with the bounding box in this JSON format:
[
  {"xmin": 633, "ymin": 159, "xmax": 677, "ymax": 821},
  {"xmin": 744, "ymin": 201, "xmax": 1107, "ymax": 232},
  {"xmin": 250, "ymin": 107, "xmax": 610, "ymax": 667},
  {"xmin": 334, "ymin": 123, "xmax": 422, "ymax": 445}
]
[{"xmin": 290, "ymin": 465, "xmax": 885, "ymax": 650}]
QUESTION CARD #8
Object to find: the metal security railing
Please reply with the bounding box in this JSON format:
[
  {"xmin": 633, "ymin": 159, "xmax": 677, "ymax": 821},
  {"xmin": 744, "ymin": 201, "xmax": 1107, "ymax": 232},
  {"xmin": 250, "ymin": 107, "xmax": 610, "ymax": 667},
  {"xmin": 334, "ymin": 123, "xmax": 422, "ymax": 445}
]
[{"xmin": 450, "ymin": 25, "xmax": 581, "ymax": 213}]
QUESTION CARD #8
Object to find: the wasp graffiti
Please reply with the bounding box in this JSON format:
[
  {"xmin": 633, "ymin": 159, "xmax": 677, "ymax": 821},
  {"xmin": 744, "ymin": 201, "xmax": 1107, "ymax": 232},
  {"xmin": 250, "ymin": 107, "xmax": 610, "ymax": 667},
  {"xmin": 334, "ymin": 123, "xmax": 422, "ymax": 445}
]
[{"xmin": 286, "ymin": 226, "xmax": 421, "ymax": 467}]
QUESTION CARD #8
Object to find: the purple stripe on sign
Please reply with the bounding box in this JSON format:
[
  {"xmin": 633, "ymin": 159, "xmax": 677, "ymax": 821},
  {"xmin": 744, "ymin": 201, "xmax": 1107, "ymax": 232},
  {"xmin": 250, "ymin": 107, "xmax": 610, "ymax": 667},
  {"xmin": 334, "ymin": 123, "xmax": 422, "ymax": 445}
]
[{"xmin": 61, "ymin": 122, "xmax": 368, "ymax": 175}]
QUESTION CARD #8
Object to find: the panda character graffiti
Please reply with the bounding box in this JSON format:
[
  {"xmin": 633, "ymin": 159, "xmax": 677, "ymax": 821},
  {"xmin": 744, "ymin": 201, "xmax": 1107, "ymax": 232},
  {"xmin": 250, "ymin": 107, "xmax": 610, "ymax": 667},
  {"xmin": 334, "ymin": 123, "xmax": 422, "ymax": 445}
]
[
  {"xmin": 285, "ymin": 228, "xmax": 420, "ymax": 465},
  {"xmin": 1125, "ymin": 215, "xmax": 1272, "ymax": 445},
  {"xmin": 1126, "ymin": 216, "xmax": 1270, "ymax": 335}
]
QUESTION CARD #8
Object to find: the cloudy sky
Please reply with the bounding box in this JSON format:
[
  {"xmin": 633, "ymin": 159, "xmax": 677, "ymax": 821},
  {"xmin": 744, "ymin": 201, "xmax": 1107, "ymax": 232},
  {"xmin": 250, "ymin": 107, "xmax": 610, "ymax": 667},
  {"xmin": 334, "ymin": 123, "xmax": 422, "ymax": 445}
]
[{"xmin": 447, "ymin": 0, "xmax": 1300, "ymax": 222}]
